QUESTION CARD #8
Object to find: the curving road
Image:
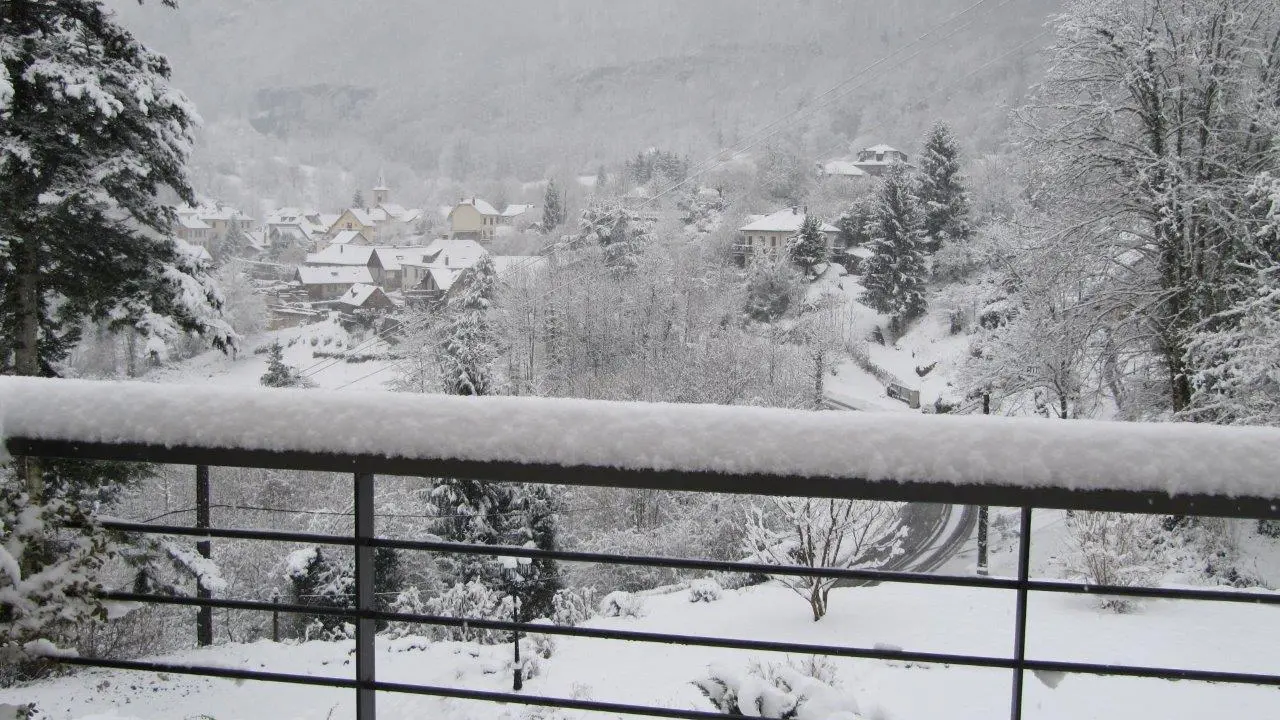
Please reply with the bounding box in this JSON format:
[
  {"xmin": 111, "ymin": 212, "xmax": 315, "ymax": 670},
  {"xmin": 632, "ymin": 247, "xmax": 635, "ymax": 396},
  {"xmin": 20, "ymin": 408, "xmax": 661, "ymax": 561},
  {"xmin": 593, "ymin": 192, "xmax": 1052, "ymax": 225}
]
[{"xmin": 823, "ymin": 394, "xmax": 977, "ymax": 583}]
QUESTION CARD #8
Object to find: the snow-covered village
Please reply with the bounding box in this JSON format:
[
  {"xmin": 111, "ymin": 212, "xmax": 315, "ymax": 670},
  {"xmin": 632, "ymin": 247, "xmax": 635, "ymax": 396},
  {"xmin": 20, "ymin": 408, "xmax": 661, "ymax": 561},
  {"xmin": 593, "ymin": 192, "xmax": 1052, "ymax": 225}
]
[{"xmin": 3, "ymin": 1, "xmax": 1280, "ymax": 719}]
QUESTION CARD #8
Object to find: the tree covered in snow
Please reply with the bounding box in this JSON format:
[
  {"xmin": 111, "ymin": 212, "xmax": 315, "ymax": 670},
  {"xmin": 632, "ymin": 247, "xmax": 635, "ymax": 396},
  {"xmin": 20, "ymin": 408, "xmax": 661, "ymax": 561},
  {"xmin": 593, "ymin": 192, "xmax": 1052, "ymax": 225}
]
[
  {"xmin": 284, "ymin": 547, "xmax": 352, "ymax": 638},
  {"xmin": 1183, "ymin": 173, "xmax": 1280, "ymax": 425},
  {"xmin": 0, "ymin": 0, "xmax": 234, "ymax": 384},
  {"xmin": 259, "ymin": 341, "xmax": 310, "ymax": 388},
  {"xmin": 0, "ymin": 487, "xmax": 110, "ymax": 667},
  {"xmin": 757, "ymin": 137, "xmax": 810, "ymax": 207},
  {"xmin": 436, "ymin": 253, "xmax": 500, "ymax": 396},
  {"xmin": 743, "ymin": 498, "xmax": 907, "ymax": 621},
  {"xmin": 212, "ymin": 264, "xmax": 268, "ymax": 339},
  {"xmin": 746, "ymin": 257, "xmax": 806, "ymax": 323},
  {"xmin": 788, "ymin": 215, "xmax": 828, "ymax": 276},
  {"xmin": 575, "ymin": 198, "xmax": 650, "ymax": 272},
  {"xmin": 862, "ymin": 166, "xmax": 928, "ymax": 323},
  {"xmin": 509, "ymin": 484, "xmax": 562, "ymax": 622},
  {"xmin": 209, "ymin": 221, "xmax": 251, "ymax": 264},
  {"xmin": 427, "ymin": 478, "xmax": 517, "ymax": 588},
  {"xmin": 834, "ymin": 194, "xmax": 876, "ymax": 251},
  {"xmin": 916, "ymin": 121, "xmax": 972, "ymax": 252},
  {"xmin": 1019, "ymin": 0, "xmax": 1280, "ymax": 414},
  {"xmin": 541, "ymin": 179, "xmax": 565, "ymax": 232}
]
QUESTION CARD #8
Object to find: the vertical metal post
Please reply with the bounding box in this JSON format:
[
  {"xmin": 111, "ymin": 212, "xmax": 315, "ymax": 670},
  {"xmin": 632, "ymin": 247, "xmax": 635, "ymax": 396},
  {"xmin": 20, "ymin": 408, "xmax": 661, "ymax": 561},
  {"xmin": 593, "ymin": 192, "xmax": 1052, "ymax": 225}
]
[
  {"xmin": 1009, "ymin": 506, "xmax": 1033, "ymax": 720},
  {"xmin": 512, "ymin": 590, "xmax": 523, "ymax": 691},
  {"xmin": 354, "ymin": 472, "xmax": 376, "ymax": 720},
  {"xmin": 195, "ymin": 465, "xmax": 213, "ymax": 647},
  {"xmin": 977, "ymin": 393, "xmax": 991, "ymax": 576}
]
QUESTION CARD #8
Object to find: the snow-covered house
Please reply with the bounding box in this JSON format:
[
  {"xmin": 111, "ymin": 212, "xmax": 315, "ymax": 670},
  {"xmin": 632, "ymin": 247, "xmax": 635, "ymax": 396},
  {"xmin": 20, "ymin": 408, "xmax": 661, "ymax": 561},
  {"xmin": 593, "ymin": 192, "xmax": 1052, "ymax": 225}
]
[
  {"xmin": 335, "ymin": 283, "xmax": 394, "ymax": 312},
  {"xmin": 400, "ymin": 238, "xmax": 488, "ymax": 291},
  {"xmin": 328, "ymin": 208, "xmax": 382, "ymax": 243},
  {"xmin": 852, "ymin": 144, "xmax": 911, "ymax": 176},
  {"xmin": 295, "ymin": 265, "xmax": 376, "ymax": 301},
  {"xmin": 326, "ymin": 230, "xmax": 372, "ymax": 248},
  {"xmin": 448, "ymin": 197, "xmax": 502, "ymax": 242},
  {"xmin": 175, "ymin": 215, "xmax": 214, "ymax": 247},
  {"xmin": 815, "ymin": 159, "xmax": 870, "ymax": 181},
  {"xmin": 499, "ymin": 203, "xmax": 536, "ymax": 226},
  {"xmin": 738, "ymin": 209, "xmax": 840, "ymax": 257}
]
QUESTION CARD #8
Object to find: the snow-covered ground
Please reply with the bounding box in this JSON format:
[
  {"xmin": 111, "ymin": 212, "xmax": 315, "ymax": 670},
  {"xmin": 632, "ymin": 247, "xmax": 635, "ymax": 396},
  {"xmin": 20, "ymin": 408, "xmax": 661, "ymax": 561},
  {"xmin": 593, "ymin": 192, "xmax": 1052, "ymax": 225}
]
[
  {"xmin": 149, "ymin": 316, "xmax": 399, "ymax": 391},
  {"xmin": 809, "ymin": 267, "xmax": 971, "ymax": 413},
  {"xmin": 7, "ymin": 577, "xmax": 1278, "ymax": 720}
]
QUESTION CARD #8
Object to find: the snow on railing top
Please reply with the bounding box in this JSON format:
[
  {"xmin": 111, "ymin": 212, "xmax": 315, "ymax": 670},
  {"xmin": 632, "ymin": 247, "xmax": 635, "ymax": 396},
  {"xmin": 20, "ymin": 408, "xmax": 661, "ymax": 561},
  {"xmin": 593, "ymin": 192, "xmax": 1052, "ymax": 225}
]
[{"xmin": 3, "ymin": 377, "xmax": 1280, "ymax": 500}]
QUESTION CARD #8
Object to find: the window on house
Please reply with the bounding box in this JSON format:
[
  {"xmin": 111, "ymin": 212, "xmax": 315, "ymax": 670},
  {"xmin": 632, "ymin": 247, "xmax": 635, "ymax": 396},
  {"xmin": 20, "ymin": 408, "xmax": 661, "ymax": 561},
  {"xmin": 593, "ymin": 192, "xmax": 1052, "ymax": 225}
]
[{"xmin": 770, "ymin": 237, "xmax": 777, "ymax": 248}]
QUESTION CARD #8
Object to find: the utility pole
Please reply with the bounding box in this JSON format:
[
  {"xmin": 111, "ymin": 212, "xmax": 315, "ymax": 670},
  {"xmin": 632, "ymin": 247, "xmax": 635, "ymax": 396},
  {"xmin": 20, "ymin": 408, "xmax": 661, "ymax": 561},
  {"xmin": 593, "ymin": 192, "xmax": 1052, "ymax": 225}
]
[
  {"xmin": 196, "ymin": 465, "xmax": 213, "ymax": 646},
  {"xmin": 977, "ymin": 393, "xmax": 990, "ymax": 576}
]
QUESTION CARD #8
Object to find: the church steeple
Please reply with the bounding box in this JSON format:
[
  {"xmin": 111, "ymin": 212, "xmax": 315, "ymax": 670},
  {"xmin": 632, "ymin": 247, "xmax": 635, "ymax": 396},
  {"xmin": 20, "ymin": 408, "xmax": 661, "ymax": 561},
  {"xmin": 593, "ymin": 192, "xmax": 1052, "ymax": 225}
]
[{"xmin": 372, "ymin": 169, "xmax": 390, "ymax": 206}]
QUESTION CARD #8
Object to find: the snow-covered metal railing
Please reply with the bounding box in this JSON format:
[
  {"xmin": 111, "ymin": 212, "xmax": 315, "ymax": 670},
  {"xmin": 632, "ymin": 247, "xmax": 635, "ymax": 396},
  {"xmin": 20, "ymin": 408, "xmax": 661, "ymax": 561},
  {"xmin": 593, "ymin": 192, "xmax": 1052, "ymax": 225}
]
[{"xmin": 4, "ymin": 377, "xmax": 1280, "ymax": 720}]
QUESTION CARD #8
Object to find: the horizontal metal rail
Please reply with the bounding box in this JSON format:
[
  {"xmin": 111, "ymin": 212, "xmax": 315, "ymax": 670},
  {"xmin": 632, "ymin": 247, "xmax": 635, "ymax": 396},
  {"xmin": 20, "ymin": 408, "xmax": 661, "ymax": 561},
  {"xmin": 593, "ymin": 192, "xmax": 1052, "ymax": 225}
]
[
  {"xmin": 12, "ymin": 425, "xmax": 1280, "ymax": 720},
  {"xmin": 97, "ymin": 590, "xmax": 1280, "ymax": 687},
  {"xmin": 14, "ymin": 436, "xmax": 1280, "ymax": 519},
  {"xmin": 103, "ymin": 520, "xmax": 1280, "ymax": 605}
]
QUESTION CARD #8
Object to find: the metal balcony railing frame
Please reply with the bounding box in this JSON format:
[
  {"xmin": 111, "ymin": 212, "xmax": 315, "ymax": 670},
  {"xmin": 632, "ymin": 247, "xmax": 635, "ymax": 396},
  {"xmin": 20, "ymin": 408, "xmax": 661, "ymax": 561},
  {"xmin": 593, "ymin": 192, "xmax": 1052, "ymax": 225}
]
[{"xmin": 8, "ymin": 433, "xmax": 1280, "ymax": 720}]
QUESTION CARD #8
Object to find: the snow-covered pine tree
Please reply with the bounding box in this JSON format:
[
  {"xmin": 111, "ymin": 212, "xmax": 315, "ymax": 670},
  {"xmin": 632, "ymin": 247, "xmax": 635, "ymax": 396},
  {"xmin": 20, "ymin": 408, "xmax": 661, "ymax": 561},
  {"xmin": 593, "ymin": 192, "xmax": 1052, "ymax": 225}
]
[
  {"xmin": 510, "ymin": 484, "xmax": 562, "ymax": 621},
  {"xmin": 0, "ymin": 0, "xmax": 234, "ymax": 386},
  {"xmin": 862, "ymin": 166, "xmax": 928, "ymax": 323},
  {"xmin": 427, "ymin": 478, "xmax": 517, "ymax": 588},
  {"xmin": 835, "ymin": 194, "xmax": 876, "ymax": 251},
  {"xmin": 352, "ymin": 189, "xmax": 365, "ymax": 209},
  {"xmin": 789, "ymin": 215, "xmax": 828, "ymax": 276},
  {"xmin": 260, "ymin": 341, "xmax": 310, "ymax": 388},
  {"xmin": 917, "ymin": 121, "xmax": 972, "ymax": 252},
  {"xmin": 436, "ymin": 253, "xmax": 500, "ymax": 396},
  {"xmin": 541, "ymin": 179, "xmax": 565, "ymax": 231},
  {"xmin": 210, "ymin": 221, "xmax": 250, "ymax": 264},
  {"xmin": 284, "ymin": 547, "xmax": 352, "ymax": 638},
  {"xmin": 1, "ymin": 0, "xmax": 234, "ymax": 662},
  {"xmin": 575, "ymin": 198, "xmax": 650, "ymax": 272}
]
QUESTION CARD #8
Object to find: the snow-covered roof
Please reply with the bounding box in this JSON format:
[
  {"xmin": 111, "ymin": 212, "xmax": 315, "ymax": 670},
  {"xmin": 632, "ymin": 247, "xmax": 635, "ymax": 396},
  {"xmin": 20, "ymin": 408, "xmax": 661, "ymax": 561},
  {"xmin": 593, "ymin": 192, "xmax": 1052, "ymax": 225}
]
[
  {"xmin": 7, "ymin": 378, "xmax": 1280, "ymax": 504},
  {"xmin": 179, "ymin": 216, "xmax": 212, "ymax": 230},
  {"xmin": 397, "ymin": 208, "xmax": 424, "ymax": 224},
  {"xmin": 317, "ymin": 214, "xmax": 341, "ymax": 229},
  {"xmin": 739, "ymin": 209, "xmax": 838, "ymax": 234},
  {"xmin": 336, "ymin": 283, "xmax": 384, "ymax": 308},
  {"xmin": 454, "ymin": 198, "xmax": 500, "ymax": 216},
  {"xmin": 501, "ymin": 203, "xmax": 535, "ymax": 218},
  {"xmin": 420, "ymin": 238, "xmax": 488, "ymax": 268},
  {"xmin": 329, "ymin": 230, "xmax": 368, "ymax": 246},
  {"xmin": 305, "ymin": 245, "xmax": 377, "ymax": 266},
  {"xmin": 379, "ymin": 203, "xmax": 407, "ymax": 219},
  {"xmin": 295, "ymin": 265, "xmax": 374, "ymax": 286},
  {"xmin": 425, "ymin": 265, "xmax": 458, "ymax": 291},
  {"xmin": 863, "ymin": 144, "xmax": 901, "ymax": 154},
  {"xmin": 819, "ymin": 159, "xmax": 869, "ymax": 177},
  {"xmin": 372, "ymin": 247, "xmax": 430, "ymax": 272},
  {"xmin": 346, "ymin": 208, "xmax": 379, "ymax": 226}
]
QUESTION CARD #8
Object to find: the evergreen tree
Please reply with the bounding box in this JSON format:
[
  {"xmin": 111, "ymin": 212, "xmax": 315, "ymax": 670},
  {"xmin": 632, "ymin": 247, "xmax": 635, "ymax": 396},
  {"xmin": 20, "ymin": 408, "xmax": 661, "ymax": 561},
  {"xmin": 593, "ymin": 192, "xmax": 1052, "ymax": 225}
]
[
  {"xmin": 352, "ymin": 189, "xmax": 365, "ymax": 209},
  {"xmin": 0, "ymin": 0, "xmax": 233, "ymax": 387},
  {"xmin": 285, "ymin": 547, "xmax": 351, "ymax": 637},
  {"xmin": 863, "ymin": 166, "xmax": 928, "ymax": 323},
  {"xmin": 511, "ymin": 484, "xmax": 562, "ymax": 621},
  {"xmin": 835, "ymin": 194, "xmax": 877, "ymax": 250},
  {"xmin": 436, "ymin": 254, "xmax": 499, "ymax": 396},
  {"xmin": 541, "ymin": 180, "xmax": 565, "ymax": 231},
  {"xmin": 260, "ymin": 341, "xmax": 310, "ymax": 388},
  {"xmin": 789, "ymin": 215, "xmax": 828, "ymax": 276},
  {"xmin": 576, "ymin": 199, "xmax": 649, "ymax": 272},
  {"xmin": 428, "ymin": 478, "xmax": 517, "ymax": 587},
  {"xmin": 0, "ymin": 0, "xmax": 233, "ymax": 663},
  {"xmin": 210, "ymin": 221, "xmax": 250, "ymax": 264},
  {"xmin": 595, "ymin": 165, "xmax": 608, "ymax": 191},
  {"xmin": 917, "ymin": 121, "xmax": 972, "ymax": 252}
]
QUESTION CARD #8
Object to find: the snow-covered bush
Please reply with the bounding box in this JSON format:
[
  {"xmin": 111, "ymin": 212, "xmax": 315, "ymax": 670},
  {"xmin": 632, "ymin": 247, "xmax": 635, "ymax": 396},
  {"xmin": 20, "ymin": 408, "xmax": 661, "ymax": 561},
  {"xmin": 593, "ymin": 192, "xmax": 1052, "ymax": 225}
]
[
  {"xmin": 1, "ymin": 489, "xmax": 110, "ymax": 671},
  {"xmin": 598, "ymin": 590, "xmax": 646, "ymax": 618},
  {"xmin": 284, "ymin": 547, "xmax": 352, "ymax": 637},
  {"xmin": 423, "ymin": 581, "xmax": 512, "ymax": 644},
  {"xmin": 693, "ymin": 658, "xmax": 864, "ymax": 719},
  {"xmin": 1062, "ymin": 512, "xmax": 1162, "ymax": 612},
  {"xmin": 709, "ymin": 570, "xmax": 764, "ymax": 591},
  {"xmin": 385, "ymin": 586, "xmax": 427, "ymax": 639},
  {"xmin": 688, "ymin": 578, "xmax": 723, "ymax": 603},
  {"xmin": 526, "ymin": 619, "xmax": 557, "ymax": 659},
  {"xmin": 550, "ymin": 587, "xmax": 596, "ymax": 627}
]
